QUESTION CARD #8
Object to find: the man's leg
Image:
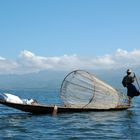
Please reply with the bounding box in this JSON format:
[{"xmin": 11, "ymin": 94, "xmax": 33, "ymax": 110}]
[{"xmin": 128, "ymin": 96, "xmax": 132, "ymax": 106}]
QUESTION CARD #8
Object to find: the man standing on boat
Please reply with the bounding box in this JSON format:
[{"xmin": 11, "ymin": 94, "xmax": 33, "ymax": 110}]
[{"xmin": 122, "ymin": 69, "xmax": 140, "ymax": 105}]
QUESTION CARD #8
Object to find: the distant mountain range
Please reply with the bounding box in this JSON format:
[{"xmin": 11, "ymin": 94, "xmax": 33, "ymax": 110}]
[
  {"xmin": 0, "ymin": 70, "xmax": 67, "ymax": 90},
  {"xmin": 0, "ymin": 67, "xmax": 139, "ymax": 90}
]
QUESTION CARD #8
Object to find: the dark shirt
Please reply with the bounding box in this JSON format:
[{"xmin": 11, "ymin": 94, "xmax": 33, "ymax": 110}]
[{"xmin": 122, "ymin": 74, "xmax": 135, "ymax": 87}]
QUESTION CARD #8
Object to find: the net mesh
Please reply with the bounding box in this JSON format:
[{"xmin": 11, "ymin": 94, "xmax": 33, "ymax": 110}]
[{"xmin": 60, "ymin": 70, "xmax": 128, "ymax": 109}]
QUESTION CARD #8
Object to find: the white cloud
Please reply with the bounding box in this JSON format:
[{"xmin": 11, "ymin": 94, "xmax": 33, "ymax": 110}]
[
  {"xmin": 114, "ymin": 49, "xmax": 140, "ymax": 67},
  {"xmin": 90, "ymin": 55, "xmax": 115, "ymax": 69},
  {"xmin": 0, "ymin": 49, "xmax": 140, "ymax": 74},
  {"xmin": 0, "ymin": 56, "xmax": 6, "ymax": 60},
  {"xmin": 0, "ymin": 58, "xmax": 18, "ymax": 74}
]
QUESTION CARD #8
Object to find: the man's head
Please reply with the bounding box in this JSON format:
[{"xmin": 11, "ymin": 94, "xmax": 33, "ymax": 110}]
[{"xmin": 127, "ymin": 69, "xmax": 132, "ymax": 75}]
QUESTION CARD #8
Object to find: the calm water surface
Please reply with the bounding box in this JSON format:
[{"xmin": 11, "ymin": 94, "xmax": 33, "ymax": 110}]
[{"xmin": 0, "ymin": 89, "xmax": 140, "ymax": 140}]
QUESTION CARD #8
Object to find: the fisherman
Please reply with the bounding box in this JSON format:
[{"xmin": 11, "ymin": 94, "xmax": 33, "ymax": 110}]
[{"xmin": 122, "ymin": 69, "xmax": 140, "ymax": 105}]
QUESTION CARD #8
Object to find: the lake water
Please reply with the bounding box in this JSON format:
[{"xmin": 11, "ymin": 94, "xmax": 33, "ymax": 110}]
[{"xmin": 0, "ymin": 85, "xmax": 140, "ymax": 139}]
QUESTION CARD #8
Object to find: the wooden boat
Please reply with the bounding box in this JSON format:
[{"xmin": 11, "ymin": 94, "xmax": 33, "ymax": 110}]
[
  {"xmin": 0, "ymin": 70, "xmax": 131, "ymax": 115},
  {"xmin": 0, "ymin": 100, "xmax": 130, "ymax": 114}
]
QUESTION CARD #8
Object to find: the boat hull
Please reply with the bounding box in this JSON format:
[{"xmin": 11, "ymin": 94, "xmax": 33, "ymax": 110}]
[{"xmin": 0, "ymin": 100, "xmax": 130, "ymax": 114}]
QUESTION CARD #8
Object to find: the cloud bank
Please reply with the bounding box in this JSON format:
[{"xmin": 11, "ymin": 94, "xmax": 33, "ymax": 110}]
[{"xmin": 0, "ymin": 49, "xmax": 140, "ymax": 74}]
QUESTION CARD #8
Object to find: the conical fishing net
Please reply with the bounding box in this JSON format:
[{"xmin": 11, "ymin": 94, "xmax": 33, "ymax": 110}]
[{"xmin": 60, "ymin": 70, "xmax": 129, "ymax": 109}]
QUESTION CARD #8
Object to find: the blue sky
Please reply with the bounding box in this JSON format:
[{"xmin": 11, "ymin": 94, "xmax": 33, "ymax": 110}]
[{"xmin": 0, "ymin": 0, "xmax": 140, "ymax": 74}]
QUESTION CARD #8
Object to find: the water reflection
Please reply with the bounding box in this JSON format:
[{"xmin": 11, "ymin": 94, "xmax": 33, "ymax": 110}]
[
  {"xmin": 0, "ymin": 113, "xmax": 33, "ymax": 139},
  {"xmin": 0, "ymin": 112, "xmax": 32, "ymax": 124},
  {"xmin": 123, "ymin": 109, "xmax": 140, "ymax": 140}
]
